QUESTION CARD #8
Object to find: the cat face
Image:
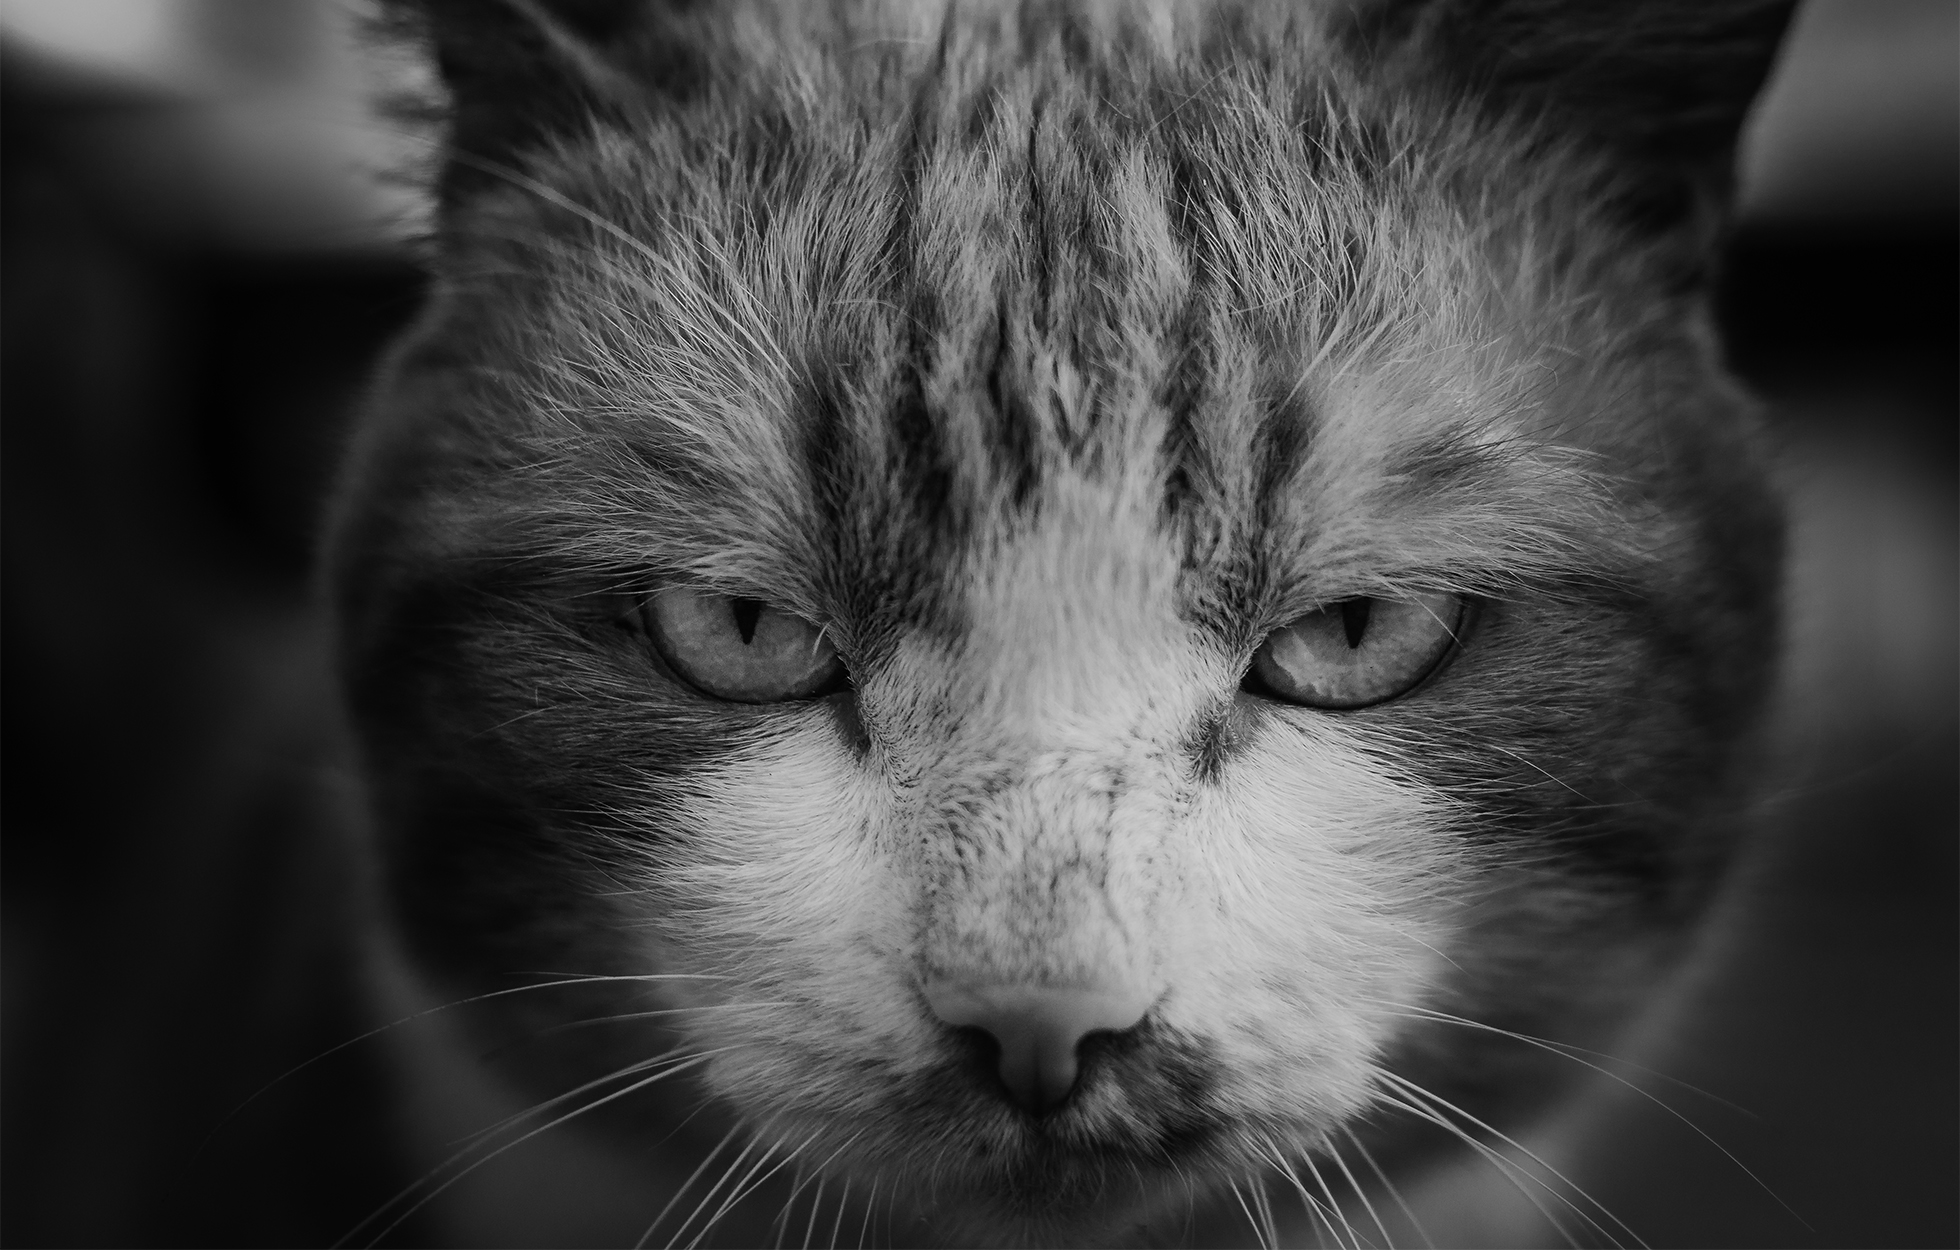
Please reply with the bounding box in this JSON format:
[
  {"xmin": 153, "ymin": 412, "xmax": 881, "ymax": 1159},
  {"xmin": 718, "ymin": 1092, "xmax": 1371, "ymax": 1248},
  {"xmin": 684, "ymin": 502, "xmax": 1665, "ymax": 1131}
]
[{"xmin": 333, "ymin": 1, "xmax": 1787, "ymax": 1241}]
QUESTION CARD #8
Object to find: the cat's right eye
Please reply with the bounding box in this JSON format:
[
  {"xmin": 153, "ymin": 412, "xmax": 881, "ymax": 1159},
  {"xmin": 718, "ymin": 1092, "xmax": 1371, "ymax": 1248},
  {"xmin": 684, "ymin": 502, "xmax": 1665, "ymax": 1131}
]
[
  {"xmin": 637, "ymin": 588, "xmax": 846, "ymax": 703},
  {"xmin": 1244, "ymin": 593, "xmax": 1467, "ymax": 710}
]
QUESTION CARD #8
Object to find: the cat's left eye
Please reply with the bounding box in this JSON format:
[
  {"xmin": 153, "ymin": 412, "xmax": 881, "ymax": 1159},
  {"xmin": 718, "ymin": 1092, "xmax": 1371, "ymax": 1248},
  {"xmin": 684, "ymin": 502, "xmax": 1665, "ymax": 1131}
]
[
  {"xmin": 638, "ymin": 589, "xmax": 846, "ymax": 703},
  {"xmin": 1244, "ymin": 593, "xmax": 1467, "ymax": 710}
]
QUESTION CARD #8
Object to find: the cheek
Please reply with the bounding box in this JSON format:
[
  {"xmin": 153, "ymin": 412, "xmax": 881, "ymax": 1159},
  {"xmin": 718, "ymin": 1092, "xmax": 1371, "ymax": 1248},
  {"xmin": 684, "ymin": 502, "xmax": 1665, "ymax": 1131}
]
[
  {"xmin": 1145, "ymin": 717, "xmax": 1461, "ymax": 1112},
  {"xmin": 611, "ymin": 702, "xmax": 1464, "ymax": 1132},
  {"xmin": 614, "ymin": 713, "xmax": 942, "ymax": 1101}
]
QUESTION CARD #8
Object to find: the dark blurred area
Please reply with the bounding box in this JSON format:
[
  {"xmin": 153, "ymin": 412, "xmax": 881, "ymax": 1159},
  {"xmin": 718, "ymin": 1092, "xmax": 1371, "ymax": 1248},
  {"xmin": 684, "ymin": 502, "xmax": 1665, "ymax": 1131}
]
[{"xmin": 2, "ymin": 1, "xmax": 1953, "ymax": 1246}]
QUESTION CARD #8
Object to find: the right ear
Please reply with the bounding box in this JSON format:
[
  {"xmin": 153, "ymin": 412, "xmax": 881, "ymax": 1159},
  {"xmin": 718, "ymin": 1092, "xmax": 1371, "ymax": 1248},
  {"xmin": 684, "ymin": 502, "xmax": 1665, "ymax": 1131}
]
[
  {"xmin": 383, "ymin": 0, "xmax": 700, "ymax": 213},
  {"xmin": 1339, "ymin": 0, "xmax": 1797, "ymax": 244}
]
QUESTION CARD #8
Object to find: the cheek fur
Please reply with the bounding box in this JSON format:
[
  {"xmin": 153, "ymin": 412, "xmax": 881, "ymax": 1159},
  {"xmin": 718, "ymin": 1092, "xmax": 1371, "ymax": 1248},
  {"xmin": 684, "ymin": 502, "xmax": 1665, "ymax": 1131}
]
[
  {"xmin": 1168, "ymin": 716, "xmax": 1461, "ymax": 1121},
  {"xmin": 615, "ymin": 692, "xmax": 1461, "ymax": 1157},
  {"xmin": 620, "ymin": 709, "xmax": 942, "ymax": 1118}
]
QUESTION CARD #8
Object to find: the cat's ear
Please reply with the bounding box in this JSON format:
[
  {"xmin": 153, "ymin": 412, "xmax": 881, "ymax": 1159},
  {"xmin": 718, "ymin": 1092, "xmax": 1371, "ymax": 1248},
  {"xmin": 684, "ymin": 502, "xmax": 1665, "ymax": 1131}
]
[
  {"xmin": 383, "ymin": 0, "xmax": 696, "ymax": 211},
  {"xmin": 1343, "ymin": 0, "xmax": 1796, "ymax": 239}
]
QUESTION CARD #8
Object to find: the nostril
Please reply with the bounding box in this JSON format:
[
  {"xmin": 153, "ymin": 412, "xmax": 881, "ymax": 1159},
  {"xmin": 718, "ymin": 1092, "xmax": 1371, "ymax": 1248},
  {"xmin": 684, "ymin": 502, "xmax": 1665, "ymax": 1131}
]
[{"xmin": 922, "ymin": 980, "xmax": 1153, "ymax": 1114}]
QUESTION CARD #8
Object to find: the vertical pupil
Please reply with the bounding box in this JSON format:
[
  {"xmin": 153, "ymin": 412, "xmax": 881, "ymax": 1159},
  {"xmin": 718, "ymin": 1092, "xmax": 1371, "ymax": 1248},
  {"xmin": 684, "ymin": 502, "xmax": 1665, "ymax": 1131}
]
[
  {"xmin": 1340, "ymin": 598, "xmax": 1372, "ymax": 649},
  {"xmin": 731, "ymin": 598, "xmax": 765, "ymax": 645}
]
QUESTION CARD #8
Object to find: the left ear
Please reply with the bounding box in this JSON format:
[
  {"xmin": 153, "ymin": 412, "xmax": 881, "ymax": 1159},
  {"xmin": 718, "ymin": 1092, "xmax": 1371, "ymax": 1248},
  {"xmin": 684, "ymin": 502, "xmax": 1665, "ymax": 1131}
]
[
  {"xmin": 1342, "ymin": 0, "xmax": 1797, "ymax": 238},
  {"xmin": 382, "ymin": 0, "xmax": 698, "ymax": 217}
]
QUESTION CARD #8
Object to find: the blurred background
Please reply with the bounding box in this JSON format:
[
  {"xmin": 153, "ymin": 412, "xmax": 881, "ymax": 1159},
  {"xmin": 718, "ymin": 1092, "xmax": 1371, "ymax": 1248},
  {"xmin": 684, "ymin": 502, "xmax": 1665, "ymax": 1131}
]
[{"xmin": 1, "ymin": 1, "xmax": 1953, "ymax": 1246}]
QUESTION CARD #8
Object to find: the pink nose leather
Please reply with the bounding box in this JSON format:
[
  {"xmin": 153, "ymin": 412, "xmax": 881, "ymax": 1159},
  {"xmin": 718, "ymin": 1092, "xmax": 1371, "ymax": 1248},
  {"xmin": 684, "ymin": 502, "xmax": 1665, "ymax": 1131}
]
[{"xmin": 923, "ymin": 980, "xmax": 1153, "ymax": 1113}]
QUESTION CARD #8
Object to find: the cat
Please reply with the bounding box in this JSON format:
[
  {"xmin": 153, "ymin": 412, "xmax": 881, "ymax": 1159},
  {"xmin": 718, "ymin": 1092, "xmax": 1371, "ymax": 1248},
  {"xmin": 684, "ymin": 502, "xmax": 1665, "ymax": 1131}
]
[{"xmin": 327, "ymin": 0, "xmax": 1792, "ymax": 1244}]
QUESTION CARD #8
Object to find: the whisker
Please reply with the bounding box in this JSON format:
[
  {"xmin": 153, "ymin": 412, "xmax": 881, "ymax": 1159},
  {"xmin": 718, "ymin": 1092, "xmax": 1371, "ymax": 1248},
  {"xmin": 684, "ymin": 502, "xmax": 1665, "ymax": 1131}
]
[
  {"xmin": 511, "ymin": 971, "xmax": 732, "ymax": 986},
  {"xmin": 1342, "ymin": 1127, "xmax": 1431, "ymax": 1250},
  {"xmin": 452, "ymin": 1046, "xmax": 703, "ymax": 1151},
  {"xmin": 777, "ymin": 1135, "xmax": 867, "ymax": 1250},
  {"xmin": 640, "ymin": 1123, "xmax": 744, "ymax": 1249},
  {"xmin": 1258, "ymin": 1138, "xmax": 1340, "ymax": 1249},
  {"xmin": 199, "ymin": 973, "xmax": 725, "ymax": 1157},
  {"xmin": 771, "ymin": 1161, "xmax": 805, "ymax": 1250},
  {"xmin": 1383, "ymin": 1003, "xmax": 1750, "ymax": 1113},
  {"xmin": 1383, "ymin": 1003, "xmax": 1801, "ymax": 1226},
  {"xmin": 469, "ymin": 703, "xmax": 557, "ymax": 738},
  {"xmin": 715, "ymin": 1125, "xmax": 837, "ymax": 1250},
  {"xmin": 1379, "ymin": 1070, "xmax": 1645, "ymax": 1248},
  {"xmin": 666, "ymin": 1133, "xmax": 764, "ymax": 1249},
  {"xmin": 378, "ymin": 1047, "xmax": 701, "ymax": 1209},
  {"xmin": 856, "ymin": 1176, "xmax": 878, "ymax": 1250},
  {"xmin": 1228, "ymin": 1177, "xmax": 1272, "ymax": 1250},
  {"xmin": 1481, "ymin": 741, "xmax": 1602, "ymax": 803},
  {"xmin": 1268, "ymin": 1156, "xmax": 1325, "ymax": 1245},
  {"xmin": 1299, "ymin": 1152, "xmax": 1363, "ymax": 1250},
  {"xmin": 1323, "ymin": 1135, "xmax": 1394, "ymax": 1250},
  {"xmin": 1250, "ymin": 1171, "xmax": 1281, "ymax": 1249},
  {"xmin": 346, "ymin": 1051, "xmax": 719, "ymax": 1248},
  {"xmin": 770, "ymin": 1131, "xmax": 866, "ymax": 1249},
  {"xmin": 827, "ymin": 1177, "xmax": 850, "ymax": 1250},
  {"xmin": 528, "ymin": 1000, "xmax": 796, "ymax": 1039},
  {"xmin": 800, "ymin": 1174, "xmax": 826, "ymax": 1250},
  {"xmin": 689, "ymin": 1140, "xmax": 782, "ymax": 1250},
  {"xmin": 1369, "ymin": 1091, "xmax": 1586, "ymax": 1248},
  {"xmin": 689, "ymin": 1130, "xmax": 810, "ymax": 1250}
]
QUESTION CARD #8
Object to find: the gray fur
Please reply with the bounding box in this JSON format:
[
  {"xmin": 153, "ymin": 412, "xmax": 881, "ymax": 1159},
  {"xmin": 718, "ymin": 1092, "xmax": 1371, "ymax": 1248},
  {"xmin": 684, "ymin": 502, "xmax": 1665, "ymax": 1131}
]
[{"xmin": 330, "ymin": 2, "xmax": 1786, "ymax": 1243}]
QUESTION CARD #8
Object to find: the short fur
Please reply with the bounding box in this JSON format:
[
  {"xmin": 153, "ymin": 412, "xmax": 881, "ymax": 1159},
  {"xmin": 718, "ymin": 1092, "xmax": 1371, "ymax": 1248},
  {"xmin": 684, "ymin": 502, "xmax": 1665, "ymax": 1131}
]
[{"xmin": 330, "ymin": 1, "xmax": 1789, "ymax": 1243}]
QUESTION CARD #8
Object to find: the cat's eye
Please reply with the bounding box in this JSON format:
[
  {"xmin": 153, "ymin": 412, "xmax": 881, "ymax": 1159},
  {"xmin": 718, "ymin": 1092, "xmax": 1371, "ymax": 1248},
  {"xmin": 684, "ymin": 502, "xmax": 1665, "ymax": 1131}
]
[
  {"xmin": 640, "ymin": 588, "xmax": 846, "ymax": 703},
  {"xmin": 1244, "ymin": 593, "xmax": 1467, "ymax": 709}
]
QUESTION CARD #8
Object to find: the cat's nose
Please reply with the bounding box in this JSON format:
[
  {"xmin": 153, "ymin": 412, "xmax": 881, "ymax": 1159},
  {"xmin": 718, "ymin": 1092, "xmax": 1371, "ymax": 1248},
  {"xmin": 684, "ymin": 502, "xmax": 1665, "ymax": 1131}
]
[{"xmin": 922, "ymin": 979, "xmax": 1153, "ymax": 1114}]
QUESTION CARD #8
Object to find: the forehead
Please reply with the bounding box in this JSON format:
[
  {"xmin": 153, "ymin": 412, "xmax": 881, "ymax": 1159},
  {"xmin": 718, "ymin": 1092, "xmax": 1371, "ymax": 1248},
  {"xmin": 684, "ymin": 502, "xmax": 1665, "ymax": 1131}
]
[{"xmin": 441, "ymin": 5, "xmax": 1650, "ymax": 643}]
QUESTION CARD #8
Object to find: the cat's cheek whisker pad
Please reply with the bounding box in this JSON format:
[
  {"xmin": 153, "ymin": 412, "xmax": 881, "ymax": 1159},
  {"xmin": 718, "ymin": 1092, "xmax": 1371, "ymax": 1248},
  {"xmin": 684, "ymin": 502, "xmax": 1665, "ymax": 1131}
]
[{"xmin": 330, "ymin": 0, "xmax": 1792, "ymax": 1244}]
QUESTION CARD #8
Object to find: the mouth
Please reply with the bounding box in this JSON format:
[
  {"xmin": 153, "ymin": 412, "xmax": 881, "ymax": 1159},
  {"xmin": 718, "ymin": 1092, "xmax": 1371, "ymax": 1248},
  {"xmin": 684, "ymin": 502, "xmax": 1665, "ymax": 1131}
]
[{"xmin": 811, "ymin": 1020, "xmax": 1237, "ymax": 1218}]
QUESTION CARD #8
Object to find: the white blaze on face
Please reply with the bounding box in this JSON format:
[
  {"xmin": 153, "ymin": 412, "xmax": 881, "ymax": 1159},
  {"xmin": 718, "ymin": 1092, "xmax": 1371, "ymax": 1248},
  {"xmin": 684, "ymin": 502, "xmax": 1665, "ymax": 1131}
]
[
  {"xmin": 643, "ymin": 478, "xmax": 1460, "ymax": 1147},
  {"xmin": 894, "ymin": 507, "xmax": 1207, "ymax": 996}
]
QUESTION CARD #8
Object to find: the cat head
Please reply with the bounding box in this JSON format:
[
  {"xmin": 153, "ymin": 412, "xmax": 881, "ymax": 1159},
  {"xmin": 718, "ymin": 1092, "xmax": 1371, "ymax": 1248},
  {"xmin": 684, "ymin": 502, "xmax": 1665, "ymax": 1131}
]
[{"xmin": 332, "ymin": 1, "xmax": 1788, "ymax": 1241}]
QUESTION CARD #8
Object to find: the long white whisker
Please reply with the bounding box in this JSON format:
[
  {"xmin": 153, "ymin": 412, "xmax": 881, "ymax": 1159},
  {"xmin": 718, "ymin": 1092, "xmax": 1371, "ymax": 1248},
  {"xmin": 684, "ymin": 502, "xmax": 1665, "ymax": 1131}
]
[
  {"xmin": 354, "ymin": 1052, "xmax": 698, "ymax": 1237},
  {"xmin": 512, "ymin": 971, "xmax": 732, "ymax": 986},
  {"xmin": 689, "ymin": 1140, "xmax": 781, "ymax": 1250},
  {"xmin": 1371, "ymin": 1090, "xmax": 1584, "ymax": 1247},
  {"xmin": 1383, "ymin": 1003, "xmax": 1798, "ymax": 1224},
  {"xmin": 772, "ymin": 1162, "xmax": 805, "ymax": 1250},
  {"xmin": 1481, "ymin": 740, "xmax": 1600, "ymax": 803},
  {"xmin": 1381, "ymin": 1005, "xmax": 1739, "ymax": 1109},
  {"xmin": 827, "ymin": 1178, "xmax": 850, "ymax": 1250},
  {"xmin": 347, "ymin": 1051, "xmax": 719, "ymax": 1249},
  {"xmin": 857, "ymin": 1176, "xmax": 881, "ymax": 1250},
  {"xmin": 640, "ymin": 1123, "xmax": 744, "ymax": 1249},
  {"xmin": 1379, "ymin": 1071, "xmax": 1644, "ymax": 1248},
  {"xmin": 689, "ymin": 1130, "xmax": 810, "ymax": 1250},
  {"xmin": 800, "ymin": 1174, "xmax": 826, "ymax": 1250},
  {"xmin": 1258, "ymin": 1137, "xmax": 1339, "ymax": 1249},
  {"xmin": 1299, "ymin": 1151, "xmax": 1362, "ymax": 1250},
  {"xmin": 774, "ymin": 1130, "xmax": 864, "ymax": 1248},
  {"xmin": 1228, "ymin": 1178, "xmax": 1271, "ymax": 1250},
  {"xmin": 1342, "ymin": 1127, "xmax": 1431, "ymax": 1250},
  {"xmin": 1324, "ymin": 1135, "xmax": 1393, "ymax": 1249},
  {"xmin": 538, "ymin": 1000, "xmax": 796, "ymax": 1033},
  {"xmin": 772, "ymin": 1134, "xmax": 864, "ymax": 1250},
  {"xmin": 708, "ymin": 1125, "xmax": 836, "ymax": 1250},
  {"xmin": 203, "ymin": 972, "xmax": 725, "ymax": 1157},
  {"xmin": 666, "ymin": 1134, "xmax": 763, "ymax": 1249},
  {"xmin": 456, "ymin": 1044, "xmax": 728, "ymax": 1150},
  {"xmin": 1251, "ymin": 1172, "xmax": 1281, "ymax": 1249}
]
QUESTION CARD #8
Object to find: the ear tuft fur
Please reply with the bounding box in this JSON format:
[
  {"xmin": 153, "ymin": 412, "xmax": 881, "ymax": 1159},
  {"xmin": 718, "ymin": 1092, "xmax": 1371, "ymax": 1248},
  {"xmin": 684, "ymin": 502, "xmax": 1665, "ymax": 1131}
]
[
  {"xmin": 1344, "ymin": 0, "xmax": 1796, "ymax": 239},
  {"xmin": 384, "ymin": 0, "xmax": 700, "ymax": 212}
]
